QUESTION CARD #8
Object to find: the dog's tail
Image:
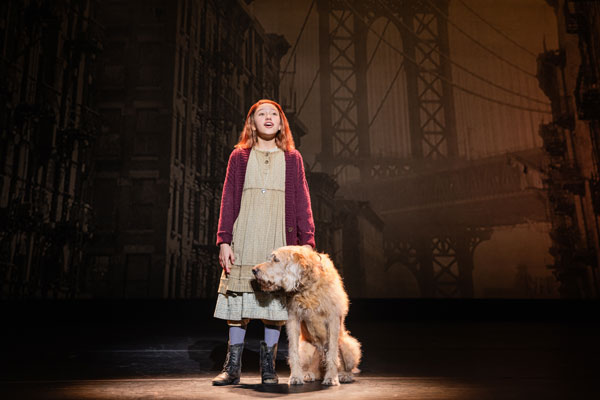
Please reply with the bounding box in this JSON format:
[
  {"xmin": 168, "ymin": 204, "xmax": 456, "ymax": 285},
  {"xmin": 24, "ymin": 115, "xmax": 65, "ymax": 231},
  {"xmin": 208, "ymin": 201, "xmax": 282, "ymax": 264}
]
[{"xmin": 339, "ymin": 330, "xmax": 362, "ymax": 374}]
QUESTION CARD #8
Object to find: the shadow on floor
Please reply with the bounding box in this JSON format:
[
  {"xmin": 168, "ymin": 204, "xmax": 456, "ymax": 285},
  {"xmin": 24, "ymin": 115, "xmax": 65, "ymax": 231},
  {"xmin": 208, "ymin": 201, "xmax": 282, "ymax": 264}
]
[{"xmin": 237, "ymin": 381, "xmax": 332, "ymax": 394}]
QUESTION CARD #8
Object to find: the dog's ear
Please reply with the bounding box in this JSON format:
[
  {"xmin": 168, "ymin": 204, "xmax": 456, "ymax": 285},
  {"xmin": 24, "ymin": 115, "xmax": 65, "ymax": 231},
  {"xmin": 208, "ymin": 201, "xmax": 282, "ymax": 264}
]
[
  {"xmin": 291, "ymin": 251, "xmax": 308, "ymax": 269},
  {"xmin": 297, "ymin": 247, "xmax": 324, "ymax": 273},
  {"xmin": 292, "ymin": 250, "xmax": 320, "ymax": 284},
  {"xmin": 308, "ymin": 251, "xmax": 324, "ymax": 271},
  {"xmin": 282, "ymin": 254, "xmax": 303, "ymax": 291}
]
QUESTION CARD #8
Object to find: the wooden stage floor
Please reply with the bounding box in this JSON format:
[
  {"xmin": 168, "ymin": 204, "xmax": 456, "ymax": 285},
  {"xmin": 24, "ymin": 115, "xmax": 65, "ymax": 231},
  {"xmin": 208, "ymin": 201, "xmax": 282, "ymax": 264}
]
[{"xmin": 1, "ymin": 299, "xmax": 599, "ymax": 399}]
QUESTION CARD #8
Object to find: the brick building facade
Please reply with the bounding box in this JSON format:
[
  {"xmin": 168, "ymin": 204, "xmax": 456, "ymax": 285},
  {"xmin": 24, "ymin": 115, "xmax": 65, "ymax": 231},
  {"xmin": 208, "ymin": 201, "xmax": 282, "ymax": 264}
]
[
  {"xmin": 90, "ymin": 0, "xmax": 290, "ymax": 298},
  {"xmin": 0, "ymin": 0, "xmax": 102, "ymax": 298}
]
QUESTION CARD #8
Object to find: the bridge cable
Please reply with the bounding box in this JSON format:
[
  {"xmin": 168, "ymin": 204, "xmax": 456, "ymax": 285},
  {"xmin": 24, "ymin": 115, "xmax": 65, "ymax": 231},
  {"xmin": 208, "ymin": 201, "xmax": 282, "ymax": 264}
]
[
  {"xmin": 297, "ymin": 68, "xmax": 320, "ymax": 118},
  {"xmin": 456, "ymin": 0, "xmax": 538, "ymax": 58},
  {"xmin": 367, "ymin": 19, "xmax": 392, "ymax": 69},
  {"xmin": 370, "ymin": 62, "xmax": 405, "ymax": 127},
  {"xmin": 365, "ymin": 20, "xmax": 404, "ymax": 129},
  {"xmin": 375, "ymin": 0, "xmax": 549, "ymax": 106},
  {"xmin": 280, "ymin": 0, "xmax": 316, "ymax": 81},
  {"xmin": 422, "ymin": 0, "xmax": 538, "ymax": 78},
  {"xmin": 341, "ymin": 0, "xmax": 551, "ymax": 114}
]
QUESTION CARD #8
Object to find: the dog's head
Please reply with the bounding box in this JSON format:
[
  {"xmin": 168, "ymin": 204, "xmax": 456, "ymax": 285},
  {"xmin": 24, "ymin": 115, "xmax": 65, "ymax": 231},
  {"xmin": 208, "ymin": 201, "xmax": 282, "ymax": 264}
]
[{"xmin": 252, "ymin": 246, "xmax": 321, "ymax": 292}]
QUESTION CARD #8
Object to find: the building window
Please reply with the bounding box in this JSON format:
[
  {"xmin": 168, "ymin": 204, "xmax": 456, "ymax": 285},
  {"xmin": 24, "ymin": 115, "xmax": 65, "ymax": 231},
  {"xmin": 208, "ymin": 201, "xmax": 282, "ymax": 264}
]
[
  {"xmin": 94, "ymin": 179, "xmax": 116, "ymax": 230},
  {"xmin": 136, "ymin": 109, "xmax": 160, "ymax": 132},
  {"xmin": 135, "ymin": 109, "xmax": 160, "ymax": 156},
  {"xmin": 131, "ymin": 203, "xmax": 153, "ymax": 229},
  {"xmin": 134, "ymin": 133, "xmax": 158, "ymax": 156},
  {"xmin": 138, "ymin": 65, "xmax": 162, "ymax": 87},
  {"xmin": 98, "ymin": 108, "xmax": 122, "ymax": 156},
  {"xmin": 130, "ymin": 179, "xmax": 154, "ymax": 229},
  {"xmin": 139, "ymin": 42, "xmax": 161, "ymax": 64},
  {"xmin": 138, "ymin": 41, "xmax": 163, "ymax": 87},
  {"xmin": 101, "ymin": 65, "xmax": 125, "ymax": 88}
]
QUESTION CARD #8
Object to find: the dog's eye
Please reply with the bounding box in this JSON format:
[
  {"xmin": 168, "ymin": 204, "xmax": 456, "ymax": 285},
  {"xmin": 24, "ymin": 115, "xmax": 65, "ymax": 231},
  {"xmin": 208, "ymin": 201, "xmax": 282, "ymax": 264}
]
[{"xmin": 273, "ymin": 256, "xmax": 279, "ymax": 263}]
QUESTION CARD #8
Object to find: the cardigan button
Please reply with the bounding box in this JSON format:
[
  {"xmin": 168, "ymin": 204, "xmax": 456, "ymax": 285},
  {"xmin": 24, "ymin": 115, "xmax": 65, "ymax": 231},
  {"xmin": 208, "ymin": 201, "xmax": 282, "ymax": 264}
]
[{"xmin": 287, "ymin": 227, "xmax": 293, "ymax": 232}]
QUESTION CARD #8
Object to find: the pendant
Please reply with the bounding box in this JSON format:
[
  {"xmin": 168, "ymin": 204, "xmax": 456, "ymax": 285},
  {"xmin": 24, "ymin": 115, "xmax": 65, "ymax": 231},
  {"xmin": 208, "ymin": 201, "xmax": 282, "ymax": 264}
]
[{"xmin": 261, "ymin": 189, "xmax": 266, "ymax": 194}]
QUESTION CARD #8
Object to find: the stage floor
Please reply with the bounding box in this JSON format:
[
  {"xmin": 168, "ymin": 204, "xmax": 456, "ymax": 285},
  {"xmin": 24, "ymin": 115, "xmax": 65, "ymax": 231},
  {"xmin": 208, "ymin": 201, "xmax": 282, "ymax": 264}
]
[{"xmin": 1, "ymin": 299, "xmax": 599, "ymax": 399}]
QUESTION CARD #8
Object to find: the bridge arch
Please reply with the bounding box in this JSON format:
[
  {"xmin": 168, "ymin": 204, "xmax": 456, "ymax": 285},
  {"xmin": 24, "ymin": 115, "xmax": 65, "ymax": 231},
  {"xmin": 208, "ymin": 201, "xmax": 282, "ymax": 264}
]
[
  {"xmin": 385, "ymin": 257, "xmax": 421, "ymax": 297},
  {"xmin": 366, "ymin": 16, "xmax": 412, "ymax": 161}
]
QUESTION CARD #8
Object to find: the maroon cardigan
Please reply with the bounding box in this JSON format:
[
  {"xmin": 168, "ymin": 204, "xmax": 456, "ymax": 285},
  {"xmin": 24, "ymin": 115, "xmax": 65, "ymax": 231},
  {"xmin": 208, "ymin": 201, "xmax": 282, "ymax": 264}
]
[{"xmin": 216, "ymin": 147, "xmax": 316, "ymax": 248}]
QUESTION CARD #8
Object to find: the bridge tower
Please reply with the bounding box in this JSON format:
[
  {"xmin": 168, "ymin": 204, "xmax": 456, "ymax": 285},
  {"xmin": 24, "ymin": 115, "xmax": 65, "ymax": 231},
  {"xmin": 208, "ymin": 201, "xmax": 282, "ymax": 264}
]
[
  {"xmin": 317, "ymin": 0, "xmax": 458, "ymax": 178},
  {"xmin": 317, "ymin": 0, "xmax": 487, "ymax": 297}
]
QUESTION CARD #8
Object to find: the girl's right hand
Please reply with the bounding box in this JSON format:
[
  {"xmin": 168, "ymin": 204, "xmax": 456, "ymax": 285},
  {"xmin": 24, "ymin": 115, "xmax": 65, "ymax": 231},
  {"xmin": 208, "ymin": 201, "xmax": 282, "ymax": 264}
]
[{"xmin": 219, "ymin": 243, "xmax": 235, "ymax": 275}]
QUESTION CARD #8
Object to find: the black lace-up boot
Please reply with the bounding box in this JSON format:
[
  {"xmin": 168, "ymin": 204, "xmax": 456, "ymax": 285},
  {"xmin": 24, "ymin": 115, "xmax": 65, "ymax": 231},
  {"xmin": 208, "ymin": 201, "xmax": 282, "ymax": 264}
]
[
  {"xmin": 260, "ymin": 340, "xmax": 279, "ymax": 384},
  {"xmin": 212, "ymin": 342, "xmax": 244, "ymax": 386}
]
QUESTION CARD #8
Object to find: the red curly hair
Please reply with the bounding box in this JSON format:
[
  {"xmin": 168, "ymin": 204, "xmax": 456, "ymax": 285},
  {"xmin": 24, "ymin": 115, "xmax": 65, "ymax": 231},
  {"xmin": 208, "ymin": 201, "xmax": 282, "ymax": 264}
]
[{"xmin": 234, "ymin": 99, "xmax": 295, "ymax": 152}]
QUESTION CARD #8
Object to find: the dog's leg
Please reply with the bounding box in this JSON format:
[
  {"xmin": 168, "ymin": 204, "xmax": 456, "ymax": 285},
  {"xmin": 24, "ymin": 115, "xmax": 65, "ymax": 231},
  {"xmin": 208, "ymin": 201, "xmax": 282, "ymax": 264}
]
[
  {"xmin": 322, "ymin": 318, "xmax": 341, "ymax": 386},
  {"xmin": 286, "ymin": 317, "xmax": 304, "ymax": 385},
  {"xmin": 299, "ymin": 339, "xmax": 320, "ymax": 381}
]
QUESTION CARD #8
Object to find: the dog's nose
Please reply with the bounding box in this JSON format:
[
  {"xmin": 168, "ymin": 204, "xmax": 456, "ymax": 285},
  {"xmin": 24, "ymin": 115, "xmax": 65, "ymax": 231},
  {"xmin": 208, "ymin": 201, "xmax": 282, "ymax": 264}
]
[{"xmin": 252, "ymin": 268, "xmax": 258, "ymax": 276}]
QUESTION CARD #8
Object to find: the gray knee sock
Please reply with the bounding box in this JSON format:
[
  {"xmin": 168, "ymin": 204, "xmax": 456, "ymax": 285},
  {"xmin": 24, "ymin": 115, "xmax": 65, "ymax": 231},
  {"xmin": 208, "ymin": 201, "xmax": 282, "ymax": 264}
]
[
  {"xmin": 264, "ymin": 324, "xmax": 281, "ymax": 347},
  {"xmin": 229, "ymin": 326, "xmax": 247, "ymax": 345}
]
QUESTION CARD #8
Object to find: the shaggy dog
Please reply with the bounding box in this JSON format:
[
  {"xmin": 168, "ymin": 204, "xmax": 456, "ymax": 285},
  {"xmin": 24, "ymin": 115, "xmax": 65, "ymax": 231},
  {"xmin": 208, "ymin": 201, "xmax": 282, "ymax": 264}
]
[{"xmin": 252, "ymin": 245, "xmax": 361, "ymax": 386}]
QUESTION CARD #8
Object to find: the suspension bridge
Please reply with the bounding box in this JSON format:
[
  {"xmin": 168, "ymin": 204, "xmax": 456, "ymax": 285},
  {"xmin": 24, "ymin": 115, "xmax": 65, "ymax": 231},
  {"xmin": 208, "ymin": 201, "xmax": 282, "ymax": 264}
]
[{"xmin": 271, "ymin": 0, "xmax": 554, "ymax": 297}]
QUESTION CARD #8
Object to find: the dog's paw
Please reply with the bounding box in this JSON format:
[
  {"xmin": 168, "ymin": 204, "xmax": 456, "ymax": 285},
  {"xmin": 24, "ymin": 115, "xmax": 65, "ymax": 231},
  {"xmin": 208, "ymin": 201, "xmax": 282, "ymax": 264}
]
[
  {"xmin": 289, "ymin": 375, "xmax": 305, "ymax": 385},
  {"xmin": 338, "ymin": 372, "xmax": 354, "ymax": 383},
  {"xmin": 303, "ymin": 371, "xmax": 316, "ymax": 382},
  {"xmin": 322, "ymin": 376, "xmax": 340, "ymax": 386}
]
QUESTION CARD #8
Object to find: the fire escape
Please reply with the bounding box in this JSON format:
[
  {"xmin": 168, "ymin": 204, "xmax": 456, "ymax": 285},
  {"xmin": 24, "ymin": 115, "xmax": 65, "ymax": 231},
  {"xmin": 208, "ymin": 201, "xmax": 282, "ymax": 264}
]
[{"xmin": 537, "ymin": 0, "xmax": 600, "ymax": 297}]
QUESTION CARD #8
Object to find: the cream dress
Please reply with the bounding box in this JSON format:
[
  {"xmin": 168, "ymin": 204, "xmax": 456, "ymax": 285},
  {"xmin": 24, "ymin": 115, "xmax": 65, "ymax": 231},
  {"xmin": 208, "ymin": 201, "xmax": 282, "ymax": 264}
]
[{"xmin": 213, "ymin": 147, "xmax": 288, "ymax": 323}]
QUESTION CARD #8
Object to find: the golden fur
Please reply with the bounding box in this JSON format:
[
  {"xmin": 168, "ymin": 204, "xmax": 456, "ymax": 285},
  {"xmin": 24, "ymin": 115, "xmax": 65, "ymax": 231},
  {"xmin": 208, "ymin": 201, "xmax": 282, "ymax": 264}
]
[{"xmin": 252, "ymin": 245, "xmax": 362, "ymax": 386}]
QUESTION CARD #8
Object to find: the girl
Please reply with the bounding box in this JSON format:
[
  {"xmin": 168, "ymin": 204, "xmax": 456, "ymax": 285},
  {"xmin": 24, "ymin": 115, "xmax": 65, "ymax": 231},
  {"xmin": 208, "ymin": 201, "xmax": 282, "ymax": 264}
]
[{"xmin": 212, "ymin": 99, "xmax": 315, "ymax": 386}]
